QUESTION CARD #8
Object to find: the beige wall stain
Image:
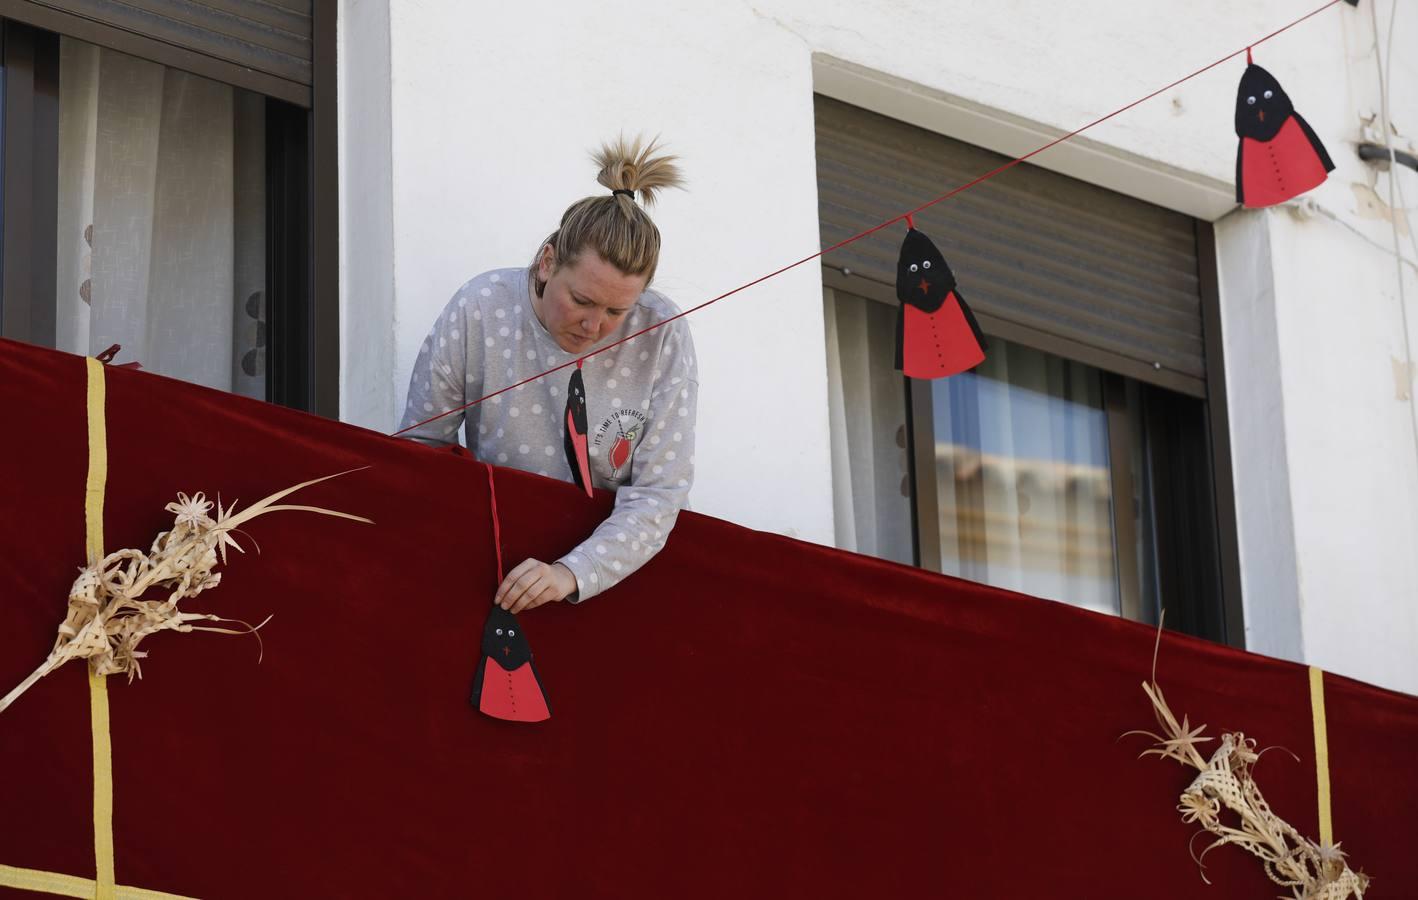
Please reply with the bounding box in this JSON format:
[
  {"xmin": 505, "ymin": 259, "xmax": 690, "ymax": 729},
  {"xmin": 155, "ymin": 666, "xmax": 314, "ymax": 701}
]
[
  {"xmin": 1352, "ymin": 182, "xmax": 1412, "ymax": 237},
  {"xmin": 1393, "ymin": 356, "xmax": 1416, "ymax": 402}
]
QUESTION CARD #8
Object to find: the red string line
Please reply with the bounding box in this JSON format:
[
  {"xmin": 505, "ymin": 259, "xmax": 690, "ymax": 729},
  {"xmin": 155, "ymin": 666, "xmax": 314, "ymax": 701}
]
[
  {"xmin": 392, "ymin": 0, "xmax": 1342, "ymax": 439},
  {"xmin": 484, "ymin": 461, "xmax": 504, "ymax": 584}
]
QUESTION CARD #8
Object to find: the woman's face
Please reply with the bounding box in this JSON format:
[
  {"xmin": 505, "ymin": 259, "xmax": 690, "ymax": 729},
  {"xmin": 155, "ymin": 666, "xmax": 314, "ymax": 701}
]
[{"xmin": 534, "ymin": 246, "xmax": 646, "ymax": 354}]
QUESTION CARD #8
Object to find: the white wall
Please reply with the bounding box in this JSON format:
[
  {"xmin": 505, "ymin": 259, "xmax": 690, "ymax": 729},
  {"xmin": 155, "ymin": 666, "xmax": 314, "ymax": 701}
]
[
  {"xmin": 341, "ymin": 0, "xmax": 1418, "ymax": 693},
  {"xmin": 1214, "ymin": 210, "xmax": 1306, "ymax": 664},
  {"xmin": 338, "ymin": 0, "xmax": 397, "ymax": 430}
]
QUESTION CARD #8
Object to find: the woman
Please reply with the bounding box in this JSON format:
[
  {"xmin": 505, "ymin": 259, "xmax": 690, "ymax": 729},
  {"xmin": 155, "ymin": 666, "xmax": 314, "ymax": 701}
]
[{"xmin": 398, "ymin": 136, "xmax": 697, "ymax": 615}]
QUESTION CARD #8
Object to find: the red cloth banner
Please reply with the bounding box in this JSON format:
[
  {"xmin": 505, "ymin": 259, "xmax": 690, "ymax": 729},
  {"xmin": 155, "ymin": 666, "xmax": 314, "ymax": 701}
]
[{"xmin": 1, "ymin": 338, "xmax": 1415, "ymax": 898}]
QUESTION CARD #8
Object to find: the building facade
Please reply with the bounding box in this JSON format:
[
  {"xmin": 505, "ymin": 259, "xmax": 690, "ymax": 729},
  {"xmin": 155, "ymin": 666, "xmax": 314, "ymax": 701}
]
[{"xmin": 2, "ymin": 0, "xmax": 1415, "ymax": 694}]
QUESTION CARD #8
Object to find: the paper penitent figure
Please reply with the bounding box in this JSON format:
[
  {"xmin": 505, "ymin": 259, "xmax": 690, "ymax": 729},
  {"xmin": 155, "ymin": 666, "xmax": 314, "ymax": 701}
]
[
  {"xmin": 894, "ymin": 227, "xmax": 987, "ymax": 380},
  {"xmin": 1234, "ymin": 62, "xmax": 1333, "ymax": 208},
  {"xmin": 471, "ymin": 606, "xmax": 551, "ymax": 723},
  {"xmin": 563, "ymin": 366, "xmax": 593, "ymax": 498}
]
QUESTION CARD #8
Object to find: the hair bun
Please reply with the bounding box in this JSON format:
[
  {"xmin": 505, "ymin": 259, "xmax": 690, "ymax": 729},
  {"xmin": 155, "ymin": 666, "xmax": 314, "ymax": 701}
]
[{"xmin": 594, "ymin": 135, "xmax": 684, "ymax": 208}]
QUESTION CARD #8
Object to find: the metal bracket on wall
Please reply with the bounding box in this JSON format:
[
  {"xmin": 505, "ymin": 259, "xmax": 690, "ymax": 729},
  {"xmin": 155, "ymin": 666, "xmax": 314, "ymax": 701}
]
[{"xmin": 1358, "ymin": 143, "xmax": 1418, "ymax": 174}]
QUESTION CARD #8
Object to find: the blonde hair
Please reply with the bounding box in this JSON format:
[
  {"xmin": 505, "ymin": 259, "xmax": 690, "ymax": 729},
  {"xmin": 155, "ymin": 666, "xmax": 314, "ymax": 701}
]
[{"xmin": 532, "ymin": 135, "xmax": 685, "ymax": 297}]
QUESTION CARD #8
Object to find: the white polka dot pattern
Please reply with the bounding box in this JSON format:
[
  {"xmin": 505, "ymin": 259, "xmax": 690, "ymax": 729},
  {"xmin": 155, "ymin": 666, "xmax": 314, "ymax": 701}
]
[{"xmin": 396, "ymin": 268, "xmax": 699, "ymax": 604}]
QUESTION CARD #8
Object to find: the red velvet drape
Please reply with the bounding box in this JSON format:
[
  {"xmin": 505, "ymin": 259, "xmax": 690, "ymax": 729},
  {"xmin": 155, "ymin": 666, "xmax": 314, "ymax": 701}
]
[{"xmin": 1, "ymin": 338, "xmax": 1414, "ymax": 898}]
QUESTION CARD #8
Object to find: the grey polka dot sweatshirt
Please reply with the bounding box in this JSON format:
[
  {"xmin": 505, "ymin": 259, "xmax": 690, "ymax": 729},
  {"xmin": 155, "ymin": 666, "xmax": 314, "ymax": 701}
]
[{"xmin": 397, "ymin": 266, "xmax": 699, "ymax": 603}]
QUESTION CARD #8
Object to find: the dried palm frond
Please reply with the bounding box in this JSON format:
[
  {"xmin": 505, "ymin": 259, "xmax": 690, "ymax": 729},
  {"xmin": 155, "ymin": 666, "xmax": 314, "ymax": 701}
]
[
  {"xmin": 1132, "ymin": 679, "xmax": 1369, "ymax": 899},
  {"xmin": 0, "ymin": 470, "xmax": 371, "ymax": 714}
]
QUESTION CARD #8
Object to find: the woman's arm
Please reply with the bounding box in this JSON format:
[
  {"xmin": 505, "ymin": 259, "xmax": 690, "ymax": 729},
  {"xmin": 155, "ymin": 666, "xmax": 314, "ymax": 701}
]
[
  {"xmin": 397, "ymin": 283, "xmax": 483, "ymax": 446},
  {"xmin": 555, "ymin": 323, "xmax": 699, "ymax": 602}
]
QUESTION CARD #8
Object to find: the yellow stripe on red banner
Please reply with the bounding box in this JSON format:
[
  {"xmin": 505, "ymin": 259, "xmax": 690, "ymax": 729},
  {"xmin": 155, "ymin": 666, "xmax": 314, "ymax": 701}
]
[
  {"xmin": 1308, "ymin": 665, "xmax": 1334, "ymax": 848},
  {"xmin": 0, "ymin": 361, "xmax": 197, "ymax": 899},
  {"xmin": 84, "ymin": 357, "xmax": 117, "ymax": 899},
  {"xmin": 0, "ymin": 862, "xmax": 196, "ymax": 900}
]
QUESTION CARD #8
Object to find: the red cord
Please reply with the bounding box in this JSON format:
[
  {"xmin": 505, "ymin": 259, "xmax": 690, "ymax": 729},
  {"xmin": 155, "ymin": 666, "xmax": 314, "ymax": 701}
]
[
  {"xmin": 905, "ymin": 213, "xmax": 915, "ymax": 230},
  {"xmin": 484, "ymin": 462, "xmax": 504, "ymax": 584},
  {"xmin": 391, "ymin": 0, "xmax": 1342, "ymax": 439},
  {"xmin": 1247, "ymin": 46, "xmax": 1253, "ymax": 64}
]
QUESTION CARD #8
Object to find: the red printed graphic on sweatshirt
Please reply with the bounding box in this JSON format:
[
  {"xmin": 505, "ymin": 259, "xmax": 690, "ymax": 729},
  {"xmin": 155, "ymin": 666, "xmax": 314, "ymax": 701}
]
[{"xmin": 593, "ymin": 409, "xmax": 647, "ymax": 480}]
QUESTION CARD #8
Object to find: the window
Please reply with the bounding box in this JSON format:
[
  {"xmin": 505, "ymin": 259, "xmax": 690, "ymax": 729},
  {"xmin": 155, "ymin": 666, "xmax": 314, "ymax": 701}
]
[
  {"xmin": 0, "ymin": 3, "xmax": 337, "ymax": 414},
  {"xmin": 817, "ymin": 96, "xmax": 1240, "ymax": 644},
  {"xmin": 54, "ymin": 37, "xmax": 270, "ymax": 397}
]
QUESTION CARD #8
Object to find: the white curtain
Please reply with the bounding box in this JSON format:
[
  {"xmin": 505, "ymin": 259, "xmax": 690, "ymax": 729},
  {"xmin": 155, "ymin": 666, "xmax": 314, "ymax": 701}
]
[
  {"xmin": 932, "ymin": 341, "xmax": 1119, "ymax": 614},
  {"xmin": 55, "ymin": 38, "xmax": 266, "ymax": 398},
  {"xmin": 824, "ymin": 289, "xmax": 914, "ymax": 565}
]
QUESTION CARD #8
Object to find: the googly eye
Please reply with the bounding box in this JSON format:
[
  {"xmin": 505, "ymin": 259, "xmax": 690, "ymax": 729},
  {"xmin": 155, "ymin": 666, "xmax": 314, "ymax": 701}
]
[
  {"xmin": 1263, "ymin": 89, "xmax": 1273, "ymax": 100},
  {"xmin": 1247, "ymin": 96, "xmax": 1256, "ymax": 105},
  {"xmin": 508, "ymin": 629, "xmax": 516, "ymax": 637},
  {"xmin": 495, "ymin": 627, "xmax": 504, "ymax": 636},
  {"xmin": 922, "ymin": 260, "xmax": 932, "ymax": 269},
  {"xmin": 909, "ymin": 263, "xmax": 919, "ymax": 273}
]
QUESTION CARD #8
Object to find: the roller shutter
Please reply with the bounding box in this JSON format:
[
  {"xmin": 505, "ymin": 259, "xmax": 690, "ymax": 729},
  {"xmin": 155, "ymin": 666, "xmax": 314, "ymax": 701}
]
[{"xmin": 816, "ymin": 95, "xmax": 1205, "ymax": 394}]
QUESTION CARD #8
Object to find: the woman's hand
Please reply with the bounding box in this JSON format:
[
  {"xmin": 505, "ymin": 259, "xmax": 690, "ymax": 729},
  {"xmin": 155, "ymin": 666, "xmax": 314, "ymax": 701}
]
[{"xmin": 494, "ymin": 558, "xmax": 577, "ymax": 614}]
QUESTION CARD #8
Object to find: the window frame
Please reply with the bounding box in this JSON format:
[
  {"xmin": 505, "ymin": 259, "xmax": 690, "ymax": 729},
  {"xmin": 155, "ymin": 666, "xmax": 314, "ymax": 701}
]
[{"xmin": 0, "ymin": 0, "xmax": 338, "ymax": 416}]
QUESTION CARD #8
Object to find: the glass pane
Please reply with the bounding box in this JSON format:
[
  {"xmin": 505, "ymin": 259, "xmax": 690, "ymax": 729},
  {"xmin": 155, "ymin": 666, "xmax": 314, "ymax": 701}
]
[
  {"xmin": 1127, "ymin": 378, "xmax": 1163, "ymax": 625},
  {"xmin": 53, "ymin": 36, "xmax": 267, "ymax": 398},
  {"xmin": 931, "ymin": 338, "xmax": 1120, "ymax": 614},
  {"xmin": 824, "ymin": 289, "xmax": 914, "ymax": 565}
]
